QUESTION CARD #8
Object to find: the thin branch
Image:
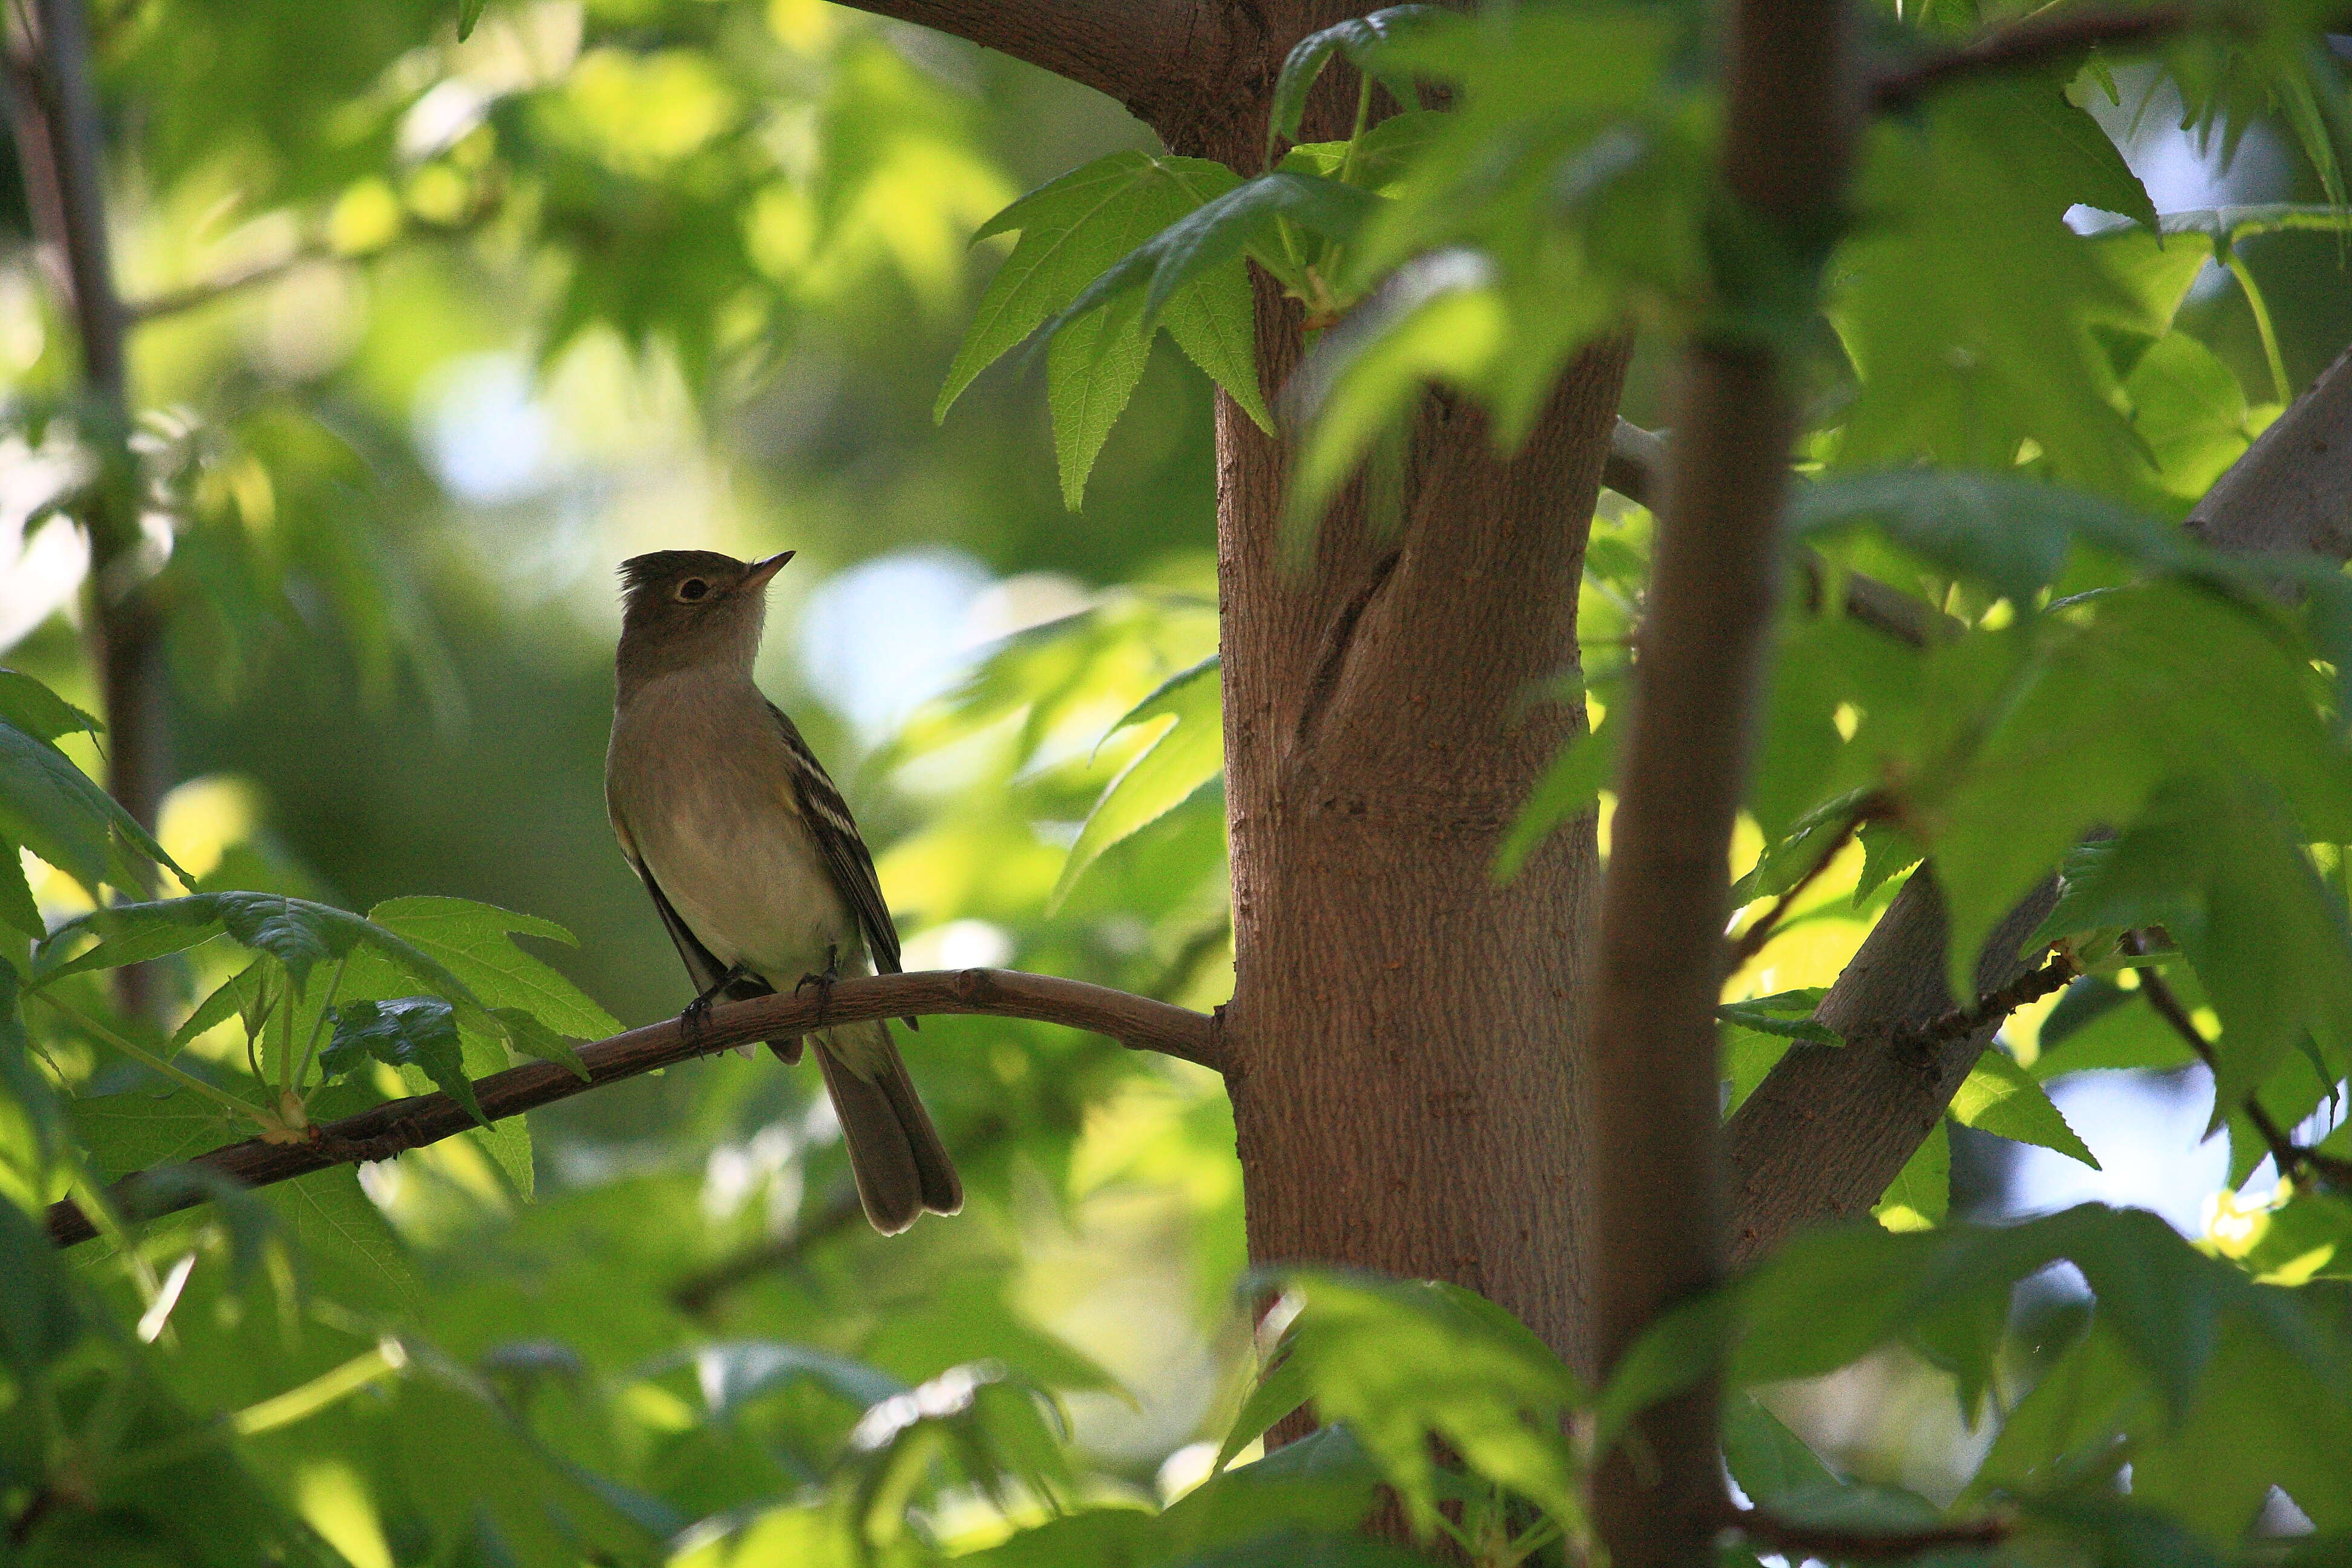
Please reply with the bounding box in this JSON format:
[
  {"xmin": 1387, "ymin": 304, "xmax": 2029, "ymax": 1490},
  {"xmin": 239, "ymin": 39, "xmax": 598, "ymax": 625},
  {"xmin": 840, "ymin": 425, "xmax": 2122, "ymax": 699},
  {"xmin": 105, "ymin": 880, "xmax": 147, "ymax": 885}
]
[
  {"xmin": 1723, "ymin": 803, "xmax": 1875, "ymax": 977},
  {"xmin": 1723, "ymin": 1500, "xmax": 2012, "ymax": 1561},
  {"xmin": 1872, "ymin": 5, "xmax": 2194, "ymax": 113},
  {"xmin": 1888, "ymin": 950, "xmax": 2076, "ymax": 1054},
  {"xmin": 45, "ymin": 969, "xmax": 1222, "ymax": 1247},
  {"xmin": 123, "ymin": 246, "xmax": 330, "ymax": 324},
  {"xmin": 2126, "ymin": 937, "xmax": 2352, "ymax": 1191},
  {"xmin": 672, "ymin": 1115, "xmax": 1010, "ymax": 1317}
]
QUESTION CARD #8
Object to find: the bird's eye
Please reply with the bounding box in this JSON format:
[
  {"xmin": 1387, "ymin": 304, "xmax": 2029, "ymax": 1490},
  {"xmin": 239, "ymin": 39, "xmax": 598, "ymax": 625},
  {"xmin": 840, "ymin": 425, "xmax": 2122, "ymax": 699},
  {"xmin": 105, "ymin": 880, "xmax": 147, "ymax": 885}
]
[{"xmin": 676, "ymin": 578, "xmax": 710, "ymax": 603}]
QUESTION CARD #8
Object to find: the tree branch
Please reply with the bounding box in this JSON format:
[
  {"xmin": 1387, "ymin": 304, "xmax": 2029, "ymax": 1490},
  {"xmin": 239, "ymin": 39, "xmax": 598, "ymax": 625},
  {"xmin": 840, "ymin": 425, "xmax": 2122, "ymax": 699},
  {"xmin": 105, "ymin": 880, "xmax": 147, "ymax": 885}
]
[
  {"xmin": 1723, "ymin": 1500, "xmax": 2012, "ymax": 1561},
  {"xmin": 828, "ymin": 0, "xmax": 1214, "ymax": 118},
  {"xmin": 1588, "ymin": 0, "xmax": 1858, "ymax": 1555},
  {"xmin": 45, "ymin": 969, "xmax": 1221, "ymax": 1247},
  {"xmin": 2126, "ymin": 938, "xmax": 2352, "ymax": 1191},
  {"xmin": 1727, "ymin": 332, "xmax": 2352, "ymax": 1266},
  {"xmin": 1871, "ymin": 6, "xmax": 2193, "ymax": 113}
]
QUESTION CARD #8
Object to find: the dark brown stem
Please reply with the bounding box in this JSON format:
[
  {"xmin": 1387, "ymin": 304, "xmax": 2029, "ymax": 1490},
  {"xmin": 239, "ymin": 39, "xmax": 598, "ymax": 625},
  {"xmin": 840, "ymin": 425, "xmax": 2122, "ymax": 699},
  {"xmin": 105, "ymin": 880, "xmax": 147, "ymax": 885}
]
[
  {"xmin": 1888, "ymin": 951, "xmax": 2076, "ymax": 1054},
  {"xmin": 44, "ymin": 969, "xmax": 1220, "ymax": 1247},
  {"xmin": 1723, "ymin": 1499, "xmax": 2012, "ymax": 1561},
  {"xmin": 1590, "ymin": 0, "xmax": 1855, "ymax": 1557},
  {"xmin": 2126, "ymin": 939, "xmax": 2352, "ymax": 1190},
  {"xmin": 1871, "ymin": 6, "xmax": 2194, "ymax": 113},
  {"xmin": 9, "ymin": 0, "xmax": 170, "ymax": 1016}
]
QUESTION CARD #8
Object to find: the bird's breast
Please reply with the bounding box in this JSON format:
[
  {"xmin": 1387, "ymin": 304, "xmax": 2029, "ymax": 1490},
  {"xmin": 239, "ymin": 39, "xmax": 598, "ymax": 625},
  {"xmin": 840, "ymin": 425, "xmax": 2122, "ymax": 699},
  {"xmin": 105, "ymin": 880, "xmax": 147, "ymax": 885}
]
[{"xmin": 611, "ymin": 685, "xmax": 858, "ymax": 984}]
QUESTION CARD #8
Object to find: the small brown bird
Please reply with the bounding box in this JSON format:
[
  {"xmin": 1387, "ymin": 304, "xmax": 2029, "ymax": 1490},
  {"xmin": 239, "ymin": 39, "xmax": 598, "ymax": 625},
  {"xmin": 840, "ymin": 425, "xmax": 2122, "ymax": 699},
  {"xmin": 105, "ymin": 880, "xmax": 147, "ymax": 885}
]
[{"xmin": 604, "ymin": 548, "xmax": 959, "ymax": 1233}]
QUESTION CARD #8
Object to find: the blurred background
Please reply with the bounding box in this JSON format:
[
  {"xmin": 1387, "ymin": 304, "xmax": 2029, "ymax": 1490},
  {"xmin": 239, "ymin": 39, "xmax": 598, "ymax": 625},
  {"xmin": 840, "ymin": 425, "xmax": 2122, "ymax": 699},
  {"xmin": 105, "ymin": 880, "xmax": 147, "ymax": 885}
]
[{"xmin": 2, "ymin": 0, "xmax": 2349, "ymax": 1552}]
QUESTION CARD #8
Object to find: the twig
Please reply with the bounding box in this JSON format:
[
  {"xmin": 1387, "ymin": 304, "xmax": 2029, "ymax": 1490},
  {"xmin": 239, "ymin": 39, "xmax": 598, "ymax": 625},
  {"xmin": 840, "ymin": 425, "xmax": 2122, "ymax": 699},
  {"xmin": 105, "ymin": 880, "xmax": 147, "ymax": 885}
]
[
  {"xmin": 44, "ymin": 969, "xmax": 1223, "ymax": 1247},
  {"xmin": 1722, "ymin": 1498, "xmax": 2013, "ymax": 1561},
  {"xmin": 671, "ymin": 1115, "xmax": 1012, "ymax": 1317},
  {"xmin": 1723, "ymin": 804, "xmax": 1875, "ymax": 976},
  {"xmin": 1872, "ymin": 5, "xmax": 2195, "ymax": 112},
  {"xmin": 2126, "ymin": 936, "xmax": 2352, "ymax": 1190},
  {"xmin": 1888, "ymin": 952, "xmax": 2076, "ymax": 1054},
  {"xmin": 123, "ymin": 246, "xmax": 330, "ymax": 323}
]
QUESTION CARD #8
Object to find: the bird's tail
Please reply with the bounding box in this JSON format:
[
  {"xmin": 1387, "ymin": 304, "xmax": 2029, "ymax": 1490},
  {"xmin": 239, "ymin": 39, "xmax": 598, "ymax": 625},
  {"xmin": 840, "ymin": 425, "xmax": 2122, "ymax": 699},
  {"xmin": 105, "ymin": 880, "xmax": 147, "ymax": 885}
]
[{"xmin": 812, "ymin": 1019, "xmax": 961, "ymax": 1235}]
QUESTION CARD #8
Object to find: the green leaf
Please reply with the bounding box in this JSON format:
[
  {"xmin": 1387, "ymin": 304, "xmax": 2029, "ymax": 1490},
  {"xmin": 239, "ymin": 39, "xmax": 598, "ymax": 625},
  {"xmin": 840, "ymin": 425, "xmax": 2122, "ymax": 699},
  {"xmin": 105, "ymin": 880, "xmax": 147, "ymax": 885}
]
[
  {"xmin": 0, "ymin": 833, "xmax": 41, "ymax": 938},
  {"xmin": 1048, "ymin": 294, "xmax": 1154, "ymax": 511},
  {"xmin": 1052, "ymin": 171, "xmax": 1380, "ymax": 335},
  {"xmin": 0, "ymin": 1183, "xmax": 81, "ymax": 1375},
  {"xmin": 1872, "ymin": 1119, "xmax": 1949, "ymax": 1232},
  {"xmin": 1053, "ymin": 657, "xmax": 1222, "ymax": 910},
  {"xmin": 1717, "ymin": 991, "xmax": 1838, "ymax": 1047},
  {"xmin": 1215, "ymin": 1344, "xmax": 1314, "ymax": 1472},
  {"xmin": 1787, "ymin": 470, "xmax": 2187, "ymax": 606},
  {"xmin": 322, "ymin": 998, "xmax": 486, "ymax": 1126},
  {"xmin": 941, "ymin": 151, "xmax": 1266, "ymax": 451},
  {"xmin": 1287, "ymin": 252, "xmax": 1509, "ymax": 541},
  {"xmin": 0, "ymin": 720, "xmax": 188, "ymax": 899},
  {"xmin": 0, "ymin": 965, "xmax": 64, "ymax": 1164},
  {"xmin": 688, "ymin": 1340, "xmax": 907, "ymax": 1421},
  {"xmin": 1495, "ymin": 710, "xmax": 1613, "ymax": 881},
  {"xmin": 1269, "ymin": 6, "xmax": 1441, "ymax": 146},
  {"xmin": 456, "ymin": 0, "xmax": 486, "ymax": 40},
  {"xmin": 2026, "ymin": 777, "xmax": 2352, "ymax": 1123},
  {"xmin": 169, "ymin": 962, "xmax": 262, "ymax": 1054},
  {"xmin": 1238, "ymin": 1268, "xmax": 1583, "ymax": 1540},
  {"xmin": 364, "ymin": 896, "xmax": 618, "ymax": 1042},
  {"xmin": 0, "ymin": 670, "xmax": 101, "ymax": 743},
  {"xmin": 1852, "ymin": 820, "xmax": 1924, "ymax": 905},
  {"xmin": 489, "ymin": 1007, "xmax": 587, "ymax": 1080},
  {"xmin": 1935, "ymin": 586, "xmax": 2352, "ymax": 1011},
  {"xmin": 1722, "ymin": 1393, "xmax": 1839, "ymax": 1503},
  {"xmin": 1950, "ymin": 1049, "xmax": 2099, "ymax": 1168},
  {"xmin": 1162, "ymin": 1426, "xmax": 1380, "ymax": 1561}
]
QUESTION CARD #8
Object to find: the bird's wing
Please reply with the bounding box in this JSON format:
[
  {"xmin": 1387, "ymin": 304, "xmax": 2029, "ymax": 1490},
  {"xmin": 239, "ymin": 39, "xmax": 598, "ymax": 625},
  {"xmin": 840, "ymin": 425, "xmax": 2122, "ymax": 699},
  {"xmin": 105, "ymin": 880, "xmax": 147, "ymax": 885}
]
[
  {"xmin": 766, "ymin": 701, "xmax": 902, "ymax": 976},
  {"xmin": 613, "ymin": 816, "xmax": 734, "ymax": 996}
]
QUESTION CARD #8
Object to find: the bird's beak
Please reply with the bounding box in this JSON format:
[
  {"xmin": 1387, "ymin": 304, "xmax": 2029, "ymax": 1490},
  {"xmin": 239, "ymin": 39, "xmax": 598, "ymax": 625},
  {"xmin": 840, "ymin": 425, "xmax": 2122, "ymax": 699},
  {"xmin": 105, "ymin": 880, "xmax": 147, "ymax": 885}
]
[{"xmin": 742, "ymin": 550, "xmax": 795, "ymax": 591}]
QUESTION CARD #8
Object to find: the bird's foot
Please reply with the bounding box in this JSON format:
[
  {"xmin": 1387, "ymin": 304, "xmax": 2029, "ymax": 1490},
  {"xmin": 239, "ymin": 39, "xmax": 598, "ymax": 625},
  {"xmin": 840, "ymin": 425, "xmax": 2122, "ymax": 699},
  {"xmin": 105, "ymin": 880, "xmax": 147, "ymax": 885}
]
[
  {"xmin": 681, "ymin": 964, "xmax": 753, "ymax": 1038},
  {"xmin": 794, "ymin": 946, "xmax": 841, "ymax": 1025}
]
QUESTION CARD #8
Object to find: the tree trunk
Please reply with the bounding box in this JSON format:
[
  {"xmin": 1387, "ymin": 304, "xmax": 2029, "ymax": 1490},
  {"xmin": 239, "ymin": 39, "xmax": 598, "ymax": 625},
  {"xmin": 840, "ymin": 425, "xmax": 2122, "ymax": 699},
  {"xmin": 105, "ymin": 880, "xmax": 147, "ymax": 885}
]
[
  {"xmin": 1215, "ymin": 347, "xmax": 1627, "ymax": 1365},
  {"xmin": 1180, "ymin": 23, "xmax": 1628, "ymax": 1353}
]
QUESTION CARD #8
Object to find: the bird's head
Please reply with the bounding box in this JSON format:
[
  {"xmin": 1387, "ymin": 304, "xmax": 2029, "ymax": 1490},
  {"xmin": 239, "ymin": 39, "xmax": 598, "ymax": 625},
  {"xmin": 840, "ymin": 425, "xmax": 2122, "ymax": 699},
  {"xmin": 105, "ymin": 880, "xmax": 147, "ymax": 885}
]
[{"xmin": 615, "ymin": 549, "xmax": 794, "ymax": 688}]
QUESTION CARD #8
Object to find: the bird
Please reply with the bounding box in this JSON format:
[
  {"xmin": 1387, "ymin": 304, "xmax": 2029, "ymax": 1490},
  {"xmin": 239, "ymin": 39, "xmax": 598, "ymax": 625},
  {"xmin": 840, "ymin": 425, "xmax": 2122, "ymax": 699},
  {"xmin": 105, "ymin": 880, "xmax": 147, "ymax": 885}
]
[{"xmin": 604, "ymin": 548, "xmax": 960, "ymax": 1235}]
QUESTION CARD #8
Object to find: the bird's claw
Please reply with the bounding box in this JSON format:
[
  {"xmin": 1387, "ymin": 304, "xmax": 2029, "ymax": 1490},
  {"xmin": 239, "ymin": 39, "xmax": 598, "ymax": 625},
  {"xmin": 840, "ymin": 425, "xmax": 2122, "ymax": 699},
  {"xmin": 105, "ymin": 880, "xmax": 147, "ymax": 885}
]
[{"xmin": 794, "ymin": 946, "xmax": 841, "ymax": 1024}]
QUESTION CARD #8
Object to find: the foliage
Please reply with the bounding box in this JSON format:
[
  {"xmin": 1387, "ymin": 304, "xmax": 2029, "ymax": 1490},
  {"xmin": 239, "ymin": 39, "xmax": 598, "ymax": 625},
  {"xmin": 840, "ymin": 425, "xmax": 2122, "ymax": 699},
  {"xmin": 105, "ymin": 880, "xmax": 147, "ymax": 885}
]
[{"xmin": 4, "ymin": 0, "xmax": 2352, "ymax": 1560}]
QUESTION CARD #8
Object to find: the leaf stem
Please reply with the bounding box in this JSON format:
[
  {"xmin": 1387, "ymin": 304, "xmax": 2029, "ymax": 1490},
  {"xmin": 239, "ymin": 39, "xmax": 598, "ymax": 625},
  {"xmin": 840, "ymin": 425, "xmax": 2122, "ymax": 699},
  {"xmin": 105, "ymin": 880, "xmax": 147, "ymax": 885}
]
[
  {"xmin": 28, "ymin": 989, "xmax": 273, "ymax": 1131},
  {"xmin": 293, "ymin": 956, "xmax": 346, "ymax": 1095},
  {"xmin": 2224, "ymin": 244, "xmax": 2293, "ymax": 408}
]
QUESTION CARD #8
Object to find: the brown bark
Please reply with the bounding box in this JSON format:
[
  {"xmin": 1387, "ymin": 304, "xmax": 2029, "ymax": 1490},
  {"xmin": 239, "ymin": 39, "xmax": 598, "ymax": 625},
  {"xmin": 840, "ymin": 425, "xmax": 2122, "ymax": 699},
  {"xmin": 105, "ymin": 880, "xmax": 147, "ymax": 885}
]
[
  {"xmin": 1587, "ymin": 0, "xmax": 1854, "ymax": 1559},
  {"xmin": 1726, "ymin": 328, "xmax": 2352, "ymax": 1258},
  {"xmin": 45, "ymin": 968, "xmax": 1217, "ymax": 1246}
]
